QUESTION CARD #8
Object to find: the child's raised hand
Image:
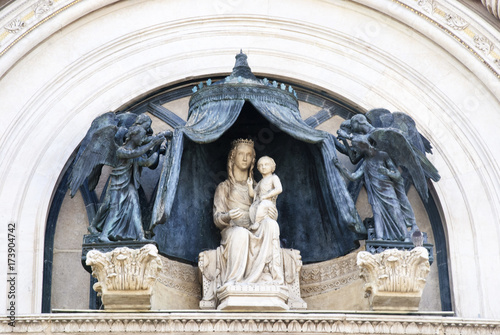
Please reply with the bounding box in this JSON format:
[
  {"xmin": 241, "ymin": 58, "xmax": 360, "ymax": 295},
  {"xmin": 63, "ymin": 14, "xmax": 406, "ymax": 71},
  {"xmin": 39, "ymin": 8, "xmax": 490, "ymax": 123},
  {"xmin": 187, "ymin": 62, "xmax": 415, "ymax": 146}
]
[{"xmin": 247, "ymin": 177, "xmax": 253, "ymax": 185}]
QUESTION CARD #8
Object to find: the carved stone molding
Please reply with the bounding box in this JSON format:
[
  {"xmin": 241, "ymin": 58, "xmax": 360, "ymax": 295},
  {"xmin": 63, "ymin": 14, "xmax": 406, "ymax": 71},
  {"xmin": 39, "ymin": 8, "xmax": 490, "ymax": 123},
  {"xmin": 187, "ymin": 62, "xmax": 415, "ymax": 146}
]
[
  {"xmin": 155, "ymin": 254, "xmax": 200, "ymax": 298},
  {"xmin": 86, "ymin": 244, "xmax": 163, "ymax": 310},
  {"xmin": 1, "ymin": 313, "xmax": 499, "ymax": 334},
  {"xmin": 357, "ymin": 247, "xmax": 430, "ymax": 311},
  {"xmin": 357, "ymin": 0, "xmax": 500, "ymax": 79},
  {"xmin": 217, "ymin": 284, "xmax": 290, "ymax": 311},
  {"xmin": 417, "ymin": 0, "xmax": 436, "ymax": 14},
  {"xmin": 1, "ymin": 0, "xmax": 500, "ymax": 81},
  {"xmin": 0, "ymin": 0, "xmax": 72, "ymax": 53},
  {"xmin": 445, "ymin": 13, "xmax": 469, "ymax": 30},
  {"xmin": 33, "ymin": 0, "xmax": 53, "ymax": 17},
  {"xmin": 474, "ymin": 34, "xmax": 494, "ymax": 54},
  {"xmin": 300, "ymin": 247, "xmax": 360, "ymax": 298},
  {"xmin": 4, "ymin": 17, "xmax": 25, "ymax": 33},
  {"xmin": 0, "ymin": 0, "xmax": 120, "ymax": 60},
  {"xmin": 154, "ymin": 248, "xmax": 361, "ymax": 303}
]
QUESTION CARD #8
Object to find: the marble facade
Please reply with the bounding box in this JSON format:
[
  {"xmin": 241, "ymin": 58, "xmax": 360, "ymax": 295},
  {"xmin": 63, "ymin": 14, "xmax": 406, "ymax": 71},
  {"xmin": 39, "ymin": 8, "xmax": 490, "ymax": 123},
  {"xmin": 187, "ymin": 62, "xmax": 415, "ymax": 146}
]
[{"xmin": 1, "ymin": 0, "xmax": 500, "ymax": 325}]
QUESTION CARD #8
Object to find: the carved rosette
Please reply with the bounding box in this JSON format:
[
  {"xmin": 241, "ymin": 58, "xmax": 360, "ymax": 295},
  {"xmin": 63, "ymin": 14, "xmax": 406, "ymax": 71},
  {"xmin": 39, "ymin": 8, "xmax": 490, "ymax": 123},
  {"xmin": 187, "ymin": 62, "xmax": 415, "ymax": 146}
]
[
  {"xmin": 86, "ymin": 244, "xmax": 162, "ymax": 310},
  {"xmin": 357, "ymin": 247, "xmax": 430, "ymax": 311}
]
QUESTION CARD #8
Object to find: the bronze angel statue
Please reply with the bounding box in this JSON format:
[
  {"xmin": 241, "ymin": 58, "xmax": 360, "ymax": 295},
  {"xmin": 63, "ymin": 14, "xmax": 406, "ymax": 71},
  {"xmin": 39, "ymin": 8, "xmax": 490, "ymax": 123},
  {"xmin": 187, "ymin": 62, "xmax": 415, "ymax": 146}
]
[
  {"xmin": 333, "ymin": 109, "xmax": 440, "ymax": 242},
  {"xmin": 68, "ymin": 112, "xmax": 171, "ymax": 242}
]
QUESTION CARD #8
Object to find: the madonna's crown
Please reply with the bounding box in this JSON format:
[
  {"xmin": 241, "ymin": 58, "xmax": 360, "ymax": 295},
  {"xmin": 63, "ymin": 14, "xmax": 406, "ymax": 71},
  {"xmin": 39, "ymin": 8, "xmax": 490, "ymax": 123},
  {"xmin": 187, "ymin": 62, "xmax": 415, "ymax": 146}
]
[{"xmin": 231, "ymin": 138, "xmax": 254, "ymax": 148}]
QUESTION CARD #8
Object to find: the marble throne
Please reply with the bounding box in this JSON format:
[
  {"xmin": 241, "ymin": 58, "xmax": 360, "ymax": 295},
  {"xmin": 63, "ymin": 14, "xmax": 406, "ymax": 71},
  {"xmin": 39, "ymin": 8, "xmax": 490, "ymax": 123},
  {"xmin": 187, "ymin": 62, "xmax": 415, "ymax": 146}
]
[{"xmin": 198, "ymin": 247, "xmax": 307, "ymax": 311}]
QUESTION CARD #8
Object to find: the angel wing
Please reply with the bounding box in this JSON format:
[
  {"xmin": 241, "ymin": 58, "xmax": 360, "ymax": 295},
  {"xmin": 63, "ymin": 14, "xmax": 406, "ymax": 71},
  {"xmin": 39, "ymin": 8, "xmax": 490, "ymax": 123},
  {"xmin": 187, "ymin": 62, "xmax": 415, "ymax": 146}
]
[
  {"xmin": 368, "ymin": 128, "xmax": 429, "ymax": 202},
  {"xmin": 366, "ymin": 109, "xmax": 440, "ymax": 182},
  {"xmin": 68, "ymin": 121, "xmax": 118, "ymax": 197},
  {"xmin": 68, "ymin": 112, "xmax": 136, "ymax": 197},
  {"xmin": 366, "ymin": 109, "xmax": 432, "ymax": 154}
]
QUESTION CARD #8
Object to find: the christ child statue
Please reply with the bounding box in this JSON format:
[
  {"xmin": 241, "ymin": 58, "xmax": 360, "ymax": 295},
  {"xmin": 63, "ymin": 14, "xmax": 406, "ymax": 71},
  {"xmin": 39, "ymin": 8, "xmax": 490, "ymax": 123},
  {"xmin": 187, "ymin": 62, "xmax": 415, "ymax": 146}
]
[{"xmin": 247, "ymin": 156, "xmax": 283, "ymax": 230}]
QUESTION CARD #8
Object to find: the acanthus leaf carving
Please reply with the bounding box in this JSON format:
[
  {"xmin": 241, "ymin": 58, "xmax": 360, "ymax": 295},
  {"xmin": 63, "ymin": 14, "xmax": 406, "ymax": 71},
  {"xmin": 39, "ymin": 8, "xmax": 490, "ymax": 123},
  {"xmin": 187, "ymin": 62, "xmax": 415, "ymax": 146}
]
[
  {"xmin": 445, "ymin": 13, "xmax": 469, "ymax": 30},
  {"xmin": 357, "ymin": 247, "xmax": 431, "ymax": 311},
  {"xmin": 417, "ymin": 0, "xmax": 437, "ymax": 14},
  {"xmin": 4, "ymin": 17, "xmax": 25, "ymax": 33},
  {"xmin": 33, "ymin": 0, "xmax": 54, "ymax": 18},
  {"xmin": 474, "ymin": 34, "xmax": 494, "ymax": 54},
  {"xmin": 86, "ymin": 244, "xmax": 162, "ymax": 310}
]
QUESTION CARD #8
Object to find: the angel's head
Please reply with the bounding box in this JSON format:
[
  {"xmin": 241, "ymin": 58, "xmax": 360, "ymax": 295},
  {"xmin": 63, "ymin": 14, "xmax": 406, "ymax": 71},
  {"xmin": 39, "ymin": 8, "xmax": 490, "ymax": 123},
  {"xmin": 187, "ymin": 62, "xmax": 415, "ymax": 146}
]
[
  {"xmin": 133, "ymin": 114, "xmax": 153, "ymax": 135},
  {"xmin": 350, "ymin": 114, "xmax": 373, "ymax": 135},
  {"xmin": 124, "ymin": 126, "xmax": 146, "ymax": 146}
]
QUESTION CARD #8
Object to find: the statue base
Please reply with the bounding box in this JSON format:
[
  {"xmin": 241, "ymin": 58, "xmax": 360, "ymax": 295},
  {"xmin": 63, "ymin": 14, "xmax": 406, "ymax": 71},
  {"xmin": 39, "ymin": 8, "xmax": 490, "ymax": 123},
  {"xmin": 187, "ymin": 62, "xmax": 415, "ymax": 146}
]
[
  {"xmin": 199, "ymin": 248, "xmax": 307, "ymax": 311},
  {"xmin": 216, "ymin": 284, "xmax": 289, "ymax": 311},
  {"xmin": 101, "ymin": 289, "xmax": 152, "ymax": 311},
  {"xmin": 370, "ymin": 291, "xmax": 422, "ymax": 312}
]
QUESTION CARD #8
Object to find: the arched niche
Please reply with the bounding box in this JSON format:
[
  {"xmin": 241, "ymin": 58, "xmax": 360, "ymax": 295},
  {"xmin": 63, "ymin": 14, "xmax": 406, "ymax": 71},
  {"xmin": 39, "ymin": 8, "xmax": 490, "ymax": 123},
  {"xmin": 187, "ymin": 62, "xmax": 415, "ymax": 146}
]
[
  {"xmin": 0, "ymin": 0, "xmax": 499, "ymax": 318},
  {"xmin": 43, "ymin": 77, "xmax": 450, "ymax": 312}
]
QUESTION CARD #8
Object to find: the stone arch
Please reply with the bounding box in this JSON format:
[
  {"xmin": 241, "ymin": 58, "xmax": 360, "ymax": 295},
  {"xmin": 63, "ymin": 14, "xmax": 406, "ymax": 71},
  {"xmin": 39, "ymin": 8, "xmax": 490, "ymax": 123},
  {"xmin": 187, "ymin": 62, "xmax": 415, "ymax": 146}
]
[{"xmin": 0, "ymin": 0, "xmax": 499, "ymax": 317}]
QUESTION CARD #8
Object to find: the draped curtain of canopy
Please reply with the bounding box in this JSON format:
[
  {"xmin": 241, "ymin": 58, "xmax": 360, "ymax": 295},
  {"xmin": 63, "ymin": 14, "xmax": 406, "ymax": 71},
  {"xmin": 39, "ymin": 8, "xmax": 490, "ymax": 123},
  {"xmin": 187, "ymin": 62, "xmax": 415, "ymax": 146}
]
[{"xmin": 148, "ymin": 87, "xmax": 363, "ymax": 263}]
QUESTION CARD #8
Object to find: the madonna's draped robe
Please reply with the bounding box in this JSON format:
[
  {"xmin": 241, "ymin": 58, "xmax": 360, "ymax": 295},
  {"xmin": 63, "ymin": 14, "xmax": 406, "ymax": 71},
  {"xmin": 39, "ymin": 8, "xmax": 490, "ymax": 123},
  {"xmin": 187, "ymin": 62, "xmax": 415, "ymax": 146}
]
[{"xmin": 213, "ymin": 180, "xmax": 283, "ymax": 284}]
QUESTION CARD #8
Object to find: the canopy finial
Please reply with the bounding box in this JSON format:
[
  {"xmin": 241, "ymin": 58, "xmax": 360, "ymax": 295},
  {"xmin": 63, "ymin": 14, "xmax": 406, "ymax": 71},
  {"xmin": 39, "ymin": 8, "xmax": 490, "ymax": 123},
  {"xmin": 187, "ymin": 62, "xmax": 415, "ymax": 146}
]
[{"xmin": 231, "ymin": 51, "xmax": 257, "ymax": 80}]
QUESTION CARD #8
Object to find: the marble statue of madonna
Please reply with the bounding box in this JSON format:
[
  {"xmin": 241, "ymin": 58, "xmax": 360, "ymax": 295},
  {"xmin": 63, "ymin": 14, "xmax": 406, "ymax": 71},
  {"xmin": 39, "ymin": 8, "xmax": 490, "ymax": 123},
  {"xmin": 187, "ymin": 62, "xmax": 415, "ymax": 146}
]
[{"xmin": 213, "ymin": 139, "xmax": 284, "ymax": 285}]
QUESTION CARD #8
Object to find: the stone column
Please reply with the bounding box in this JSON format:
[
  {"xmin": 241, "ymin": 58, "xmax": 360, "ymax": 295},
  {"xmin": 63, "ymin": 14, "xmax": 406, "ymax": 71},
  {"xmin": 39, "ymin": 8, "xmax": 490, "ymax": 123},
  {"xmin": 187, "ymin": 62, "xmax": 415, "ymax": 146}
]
[
  {"xmin": 86, "ymin": 244, "xmax": 162, "ymax": 310},
  {"xmin": 357, "ymin": 247, "xmax": 430, "ymax": 311}
]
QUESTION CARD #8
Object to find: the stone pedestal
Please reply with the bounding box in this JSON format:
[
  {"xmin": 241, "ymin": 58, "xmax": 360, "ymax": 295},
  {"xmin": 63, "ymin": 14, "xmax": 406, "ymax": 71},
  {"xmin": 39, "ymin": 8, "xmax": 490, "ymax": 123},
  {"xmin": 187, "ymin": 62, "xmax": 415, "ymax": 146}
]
[
  {"xmin": 357, "ymin": 247, "xmax": 430, "ymax": 312},
  {"xmin": 217, "ymin": 284, "xmax": 289, "ymax": 311},
  {"xmin": 86, "ymin": 244, "xmax": 162, "ymax": 310},
  {"xmin": 199, "ymin": 248, "xmax": 307, "ymax": 310},
  {"xmin": 99, "ymin": 290, "xmax": 153, "ymax": 310}
]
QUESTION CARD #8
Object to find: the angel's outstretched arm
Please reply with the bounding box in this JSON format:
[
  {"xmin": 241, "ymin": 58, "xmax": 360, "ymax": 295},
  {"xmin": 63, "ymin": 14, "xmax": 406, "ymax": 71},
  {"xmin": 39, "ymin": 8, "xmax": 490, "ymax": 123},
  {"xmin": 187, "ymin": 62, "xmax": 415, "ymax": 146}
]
[
  {"xmin": 117, "ymin": 135, "xmax": 164, "ymax": 159},
  {"xmin": 333, "ymin": 157, "xmax": 364, "ymax": 181},
  {"xmin": 335, "ymin": 133, "xmax": 363, "ymax": 164},
  {"xmin": 343, "ymin": 138, "xmax": 364, "ymax": 164},
  {"xmin": 138, "ymin": 150, "xmax": 160, "ymax": 167}
]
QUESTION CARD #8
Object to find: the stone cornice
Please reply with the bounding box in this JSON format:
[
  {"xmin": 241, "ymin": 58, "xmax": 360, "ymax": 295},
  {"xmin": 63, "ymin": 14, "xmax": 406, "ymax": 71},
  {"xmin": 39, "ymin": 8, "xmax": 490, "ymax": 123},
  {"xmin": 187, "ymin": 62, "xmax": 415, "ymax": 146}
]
[
  {"xmin": 0, "ymin": 0, "xmax": 80, "ymax": 56},
  {"xmin": 0, "ymin": 0, "xmax": 119, "ymax": 77},
  {"xmin": 1, "ymin": 0, "xmax": 500, "ymax": 80},
  {"xmin": 1, "ymin": 313, "xmax": 499, "ymax": 333},
  {"xmin": 355, "ymin": 0, "xmax": 500, "ymax": 79}
]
